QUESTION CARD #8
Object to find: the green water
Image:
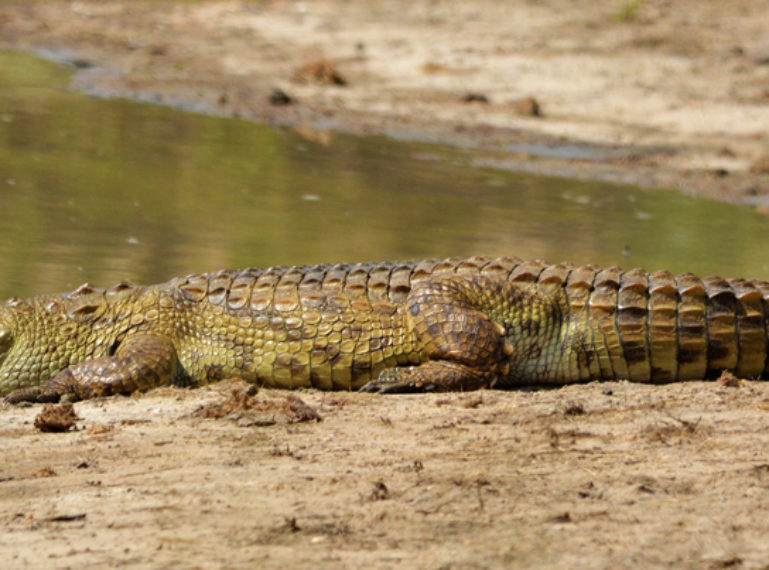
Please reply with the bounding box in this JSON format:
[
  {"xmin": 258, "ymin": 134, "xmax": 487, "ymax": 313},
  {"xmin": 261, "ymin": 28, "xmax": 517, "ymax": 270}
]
[{"xmin": 0, "ymin": 49, "xmax": 767, "ymax": 299}]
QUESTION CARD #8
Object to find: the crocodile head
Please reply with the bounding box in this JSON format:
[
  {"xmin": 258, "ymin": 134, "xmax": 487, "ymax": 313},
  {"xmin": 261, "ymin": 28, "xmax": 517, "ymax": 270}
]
[
  {"xmin": 0, "ymin": 296, "xmax": 86, "ymax": 396},
  {"xmin": 0, "ymin": 324, "xmax": 11, "ymax": 373},
  {"xmin": 0, "ymin": 299, "xmax": 28, "ymax": 395},
  {"xmin": 0, "ymin": 298, "xmax": 47, "ymax": 396}
]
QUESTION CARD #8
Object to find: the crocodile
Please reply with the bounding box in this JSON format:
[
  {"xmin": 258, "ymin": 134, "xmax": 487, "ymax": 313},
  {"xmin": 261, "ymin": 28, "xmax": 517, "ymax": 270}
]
[{"xmin": 2, "ymin": 256, "xmax": 768, "ymax": 403}]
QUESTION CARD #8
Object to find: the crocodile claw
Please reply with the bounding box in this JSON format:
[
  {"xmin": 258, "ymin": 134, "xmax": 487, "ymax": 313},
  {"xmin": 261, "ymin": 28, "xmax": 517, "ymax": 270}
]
[
  {"xmin": 358, "ymin": 379, "xmax": 438, "ymax": 394},
  {"xmin": 358, "ymin": 367, "xmax": 441, "ymax": 393},
  {"xmin": 4, "ymin": 386, "xmax": 62, "ymax": 405}
]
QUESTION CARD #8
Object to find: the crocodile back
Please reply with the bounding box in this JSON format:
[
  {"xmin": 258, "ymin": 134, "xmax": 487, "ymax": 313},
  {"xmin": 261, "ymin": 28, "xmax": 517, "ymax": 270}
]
[{"xmin": 163, "ymin": 256, "xmax": 769, "ymax": 384}]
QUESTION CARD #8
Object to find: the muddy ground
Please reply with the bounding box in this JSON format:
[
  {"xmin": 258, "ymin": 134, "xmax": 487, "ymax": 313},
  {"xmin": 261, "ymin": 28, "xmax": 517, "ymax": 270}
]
[{"xmin": 3, "ymin": 1, "xmax": 769, "ymax": 568}]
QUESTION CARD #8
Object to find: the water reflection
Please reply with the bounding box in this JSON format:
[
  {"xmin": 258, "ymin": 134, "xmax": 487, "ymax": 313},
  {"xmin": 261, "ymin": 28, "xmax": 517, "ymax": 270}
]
[{"xmin": 0, "ymin": 49, "xmax": 767, "ymax": 299}]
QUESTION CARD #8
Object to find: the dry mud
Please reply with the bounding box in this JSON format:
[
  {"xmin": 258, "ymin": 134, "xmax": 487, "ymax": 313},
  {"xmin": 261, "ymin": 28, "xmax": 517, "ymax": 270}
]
[{"xmin": 4, "ymin": 379, "xmax": 769, "ymax": 568}]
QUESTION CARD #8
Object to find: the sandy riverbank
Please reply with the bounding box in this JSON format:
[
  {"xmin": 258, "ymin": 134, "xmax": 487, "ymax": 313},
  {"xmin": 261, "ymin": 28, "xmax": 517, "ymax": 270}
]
[{"xmin": 1, "ymin": 1, "xmax": 769, "ymax": 204}]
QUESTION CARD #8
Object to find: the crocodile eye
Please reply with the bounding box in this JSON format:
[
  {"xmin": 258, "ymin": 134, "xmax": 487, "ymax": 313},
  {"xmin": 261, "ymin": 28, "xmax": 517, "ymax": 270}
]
[{"xmin": 0, "ymin": 326, "xmax": 12, "ymax": 355}]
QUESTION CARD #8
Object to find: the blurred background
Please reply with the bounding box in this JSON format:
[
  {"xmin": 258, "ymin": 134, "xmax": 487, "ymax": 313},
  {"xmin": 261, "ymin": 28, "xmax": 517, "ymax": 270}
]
[{"xmin": 0, "ymin": 0, "xmax": 768, "ymax": 297}]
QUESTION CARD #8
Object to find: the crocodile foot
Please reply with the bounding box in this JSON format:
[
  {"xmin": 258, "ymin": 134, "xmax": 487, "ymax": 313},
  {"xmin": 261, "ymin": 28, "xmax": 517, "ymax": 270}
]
[
  {"xmin": 4, "ymin": 386, "xmax": 64, "ymax": 405},
  {"xmin": 5, "ymin": 334, "xmax": 179, "ymax": 404}
]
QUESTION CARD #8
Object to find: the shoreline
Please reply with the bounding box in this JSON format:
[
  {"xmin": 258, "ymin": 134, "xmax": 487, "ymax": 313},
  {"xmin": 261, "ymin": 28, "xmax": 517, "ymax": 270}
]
[{"xmin": 1, "ymin": 0, "xmax": 768, "ymax": 206}]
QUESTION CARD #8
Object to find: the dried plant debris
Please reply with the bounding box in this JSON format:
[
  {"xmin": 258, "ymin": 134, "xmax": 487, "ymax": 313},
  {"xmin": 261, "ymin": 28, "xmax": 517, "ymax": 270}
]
[
  {"xmin": 194, "ymin": 387, "xmax": 322, "ymax": 427},
  {"xmin": 24, "ymin": 466, "xmax": 57, "ymax": 478},
  {"xmin": 717, "ymin": 370, "xmax": 742, "ymax": 388},
  {"xmin": 512, "ymin": 96, "xmax": 541, "ymax": 117},
  {"xmin": 34, "ymin": 403, "xmax": 79, "ymax": 433},
  {"xmin": 293, "ymin": 60, "xmax": 347, "ymax": 86},
  {"xmin": 367, "ymin": 480, "xmax": 390, "ymax": 502},
  {"xmin": 268, "ymin": 88, "xmax": 294, "ymax": 106},
  {"xmin": 641, "ymin": 413, "xmax": 709, "ymax": 444},
  {"xmin": 462, "ymin": 92, "xmax": 489, "ymax": 104}
]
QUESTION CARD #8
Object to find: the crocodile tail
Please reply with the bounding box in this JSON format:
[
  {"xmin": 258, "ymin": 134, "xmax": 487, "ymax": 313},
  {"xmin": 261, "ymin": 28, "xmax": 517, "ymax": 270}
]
[
  {"xmin": 565, "ymin": 268, "xmax": 769, "ymax": 382},
  {"xmin": 643, "ymin": 272, "xmax": 769, "ymax": 381}
]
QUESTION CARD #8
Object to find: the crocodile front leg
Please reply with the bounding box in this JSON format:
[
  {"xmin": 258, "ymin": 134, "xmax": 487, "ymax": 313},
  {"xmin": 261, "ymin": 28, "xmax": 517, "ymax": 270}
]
[
  {"xmin": 4, "ymin": 334, "xmax": 179, "ymax": 403},
  {"xmin": 361, "ymin": 275, "xmax": 518, "ymax": 392}
]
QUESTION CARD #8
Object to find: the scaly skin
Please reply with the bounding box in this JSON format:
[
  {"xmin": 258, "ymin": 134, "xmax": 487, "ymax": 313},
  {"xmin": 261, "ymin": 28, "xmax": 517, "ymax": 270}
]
[{"xmin": 2, "ymin": 256, "xmax": 768, "ymax": 402}]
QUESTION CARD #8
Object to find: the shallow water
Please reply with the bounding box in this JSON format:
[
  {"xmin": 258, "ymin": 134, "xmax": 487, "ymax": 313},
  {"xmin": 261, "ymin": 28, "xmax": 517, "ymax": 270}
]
[{"xmin": 1, "ymin": 49, "xmax": 768, "ymax": 299}]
